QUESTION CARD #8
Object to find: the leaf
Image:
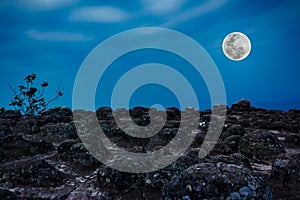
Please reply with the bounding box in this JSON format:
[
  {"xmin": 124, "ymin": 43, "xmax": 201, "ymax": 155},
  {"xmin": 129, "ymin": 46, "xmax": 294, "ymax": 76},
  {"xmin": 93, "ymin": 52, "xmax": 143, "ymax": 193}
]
[
  {"xmin": 24, "ymin": 75, "xmax": 31, "ymax": 81},
  {"xmin": 31, "ymin": 73, "xmax": 37, "ymax": 79},
  {"xmin": 28, "ymin": 87, "xmax": 37, "ymax": 96},
  {"xmin": 41, "ymin": 81, "xmax": 49, "ymax": 87},
  {"xmin": 18, "ymin": 85, "xmax": 26, "ymax": 90}
]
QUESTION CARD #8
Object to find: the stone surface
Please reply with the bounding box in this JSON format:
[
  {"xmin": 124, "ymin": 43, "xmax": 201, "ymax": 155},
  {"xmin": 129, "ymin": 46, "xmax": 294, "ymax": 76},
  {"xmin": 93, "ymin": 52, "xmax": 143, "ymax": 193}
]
[
  {"xmin": 239, "ymin": 129, "xmax": 285, "ymax": 161},
  {"xmin": 231, "ymin": 99, "xmax": 251, "ymax": 111},
  {"xmin": 58, "ymin": 141, "xmax": 101, "ymax": 168},
  {"xmin": 266, "ymin": 154, "xmax": 300, "ymax": 199},
  {"xmin": 39, "ymin": 122, "xmax": 78, "ymax": 142},
  {"xmin": 0, "ymin": 160, "xmax": 69, "ymax": 188},
  {"xmin": 0, "ymin": 119, "xmax": 12, "ymax": 138},
  {"xmin": 162, "ymin": 162, "xmax": 272, "ymax": 199},
  {"xmin": 13, "ymin": 116, "xmax": 40, "ymax": 134},
  {"xmin": 0, "ymin": 102, "xmax": 299, "ymax": 199},
  {"xmin": 40, "ymin": 106, "xmax": 73, "ymax": 124},
  {"xmin": 0, "ymin": 134, "xmax": 54, "ymax": 161}
]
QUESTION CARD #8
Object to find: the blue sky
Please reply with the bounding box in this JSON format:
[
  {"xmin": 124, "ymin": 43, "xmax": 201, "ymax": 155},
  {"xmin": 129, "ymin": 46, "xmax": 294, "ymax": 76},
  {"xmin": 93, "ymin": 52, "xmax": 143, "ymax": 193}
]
[{"xmin": 0, "ymin": 0, "xmax": 299, "ymax": 111}]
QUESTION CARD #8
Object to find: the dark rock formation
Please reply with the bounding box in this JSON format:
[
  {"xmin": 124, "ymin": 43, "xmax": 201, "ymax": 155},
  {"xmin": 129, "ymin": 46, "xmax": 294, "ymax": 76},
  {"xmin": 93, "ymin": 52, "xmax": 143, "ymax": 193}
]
[
  {"xmin": 162, "ymin": 162, "xmax": 272, "ymax": 199},
  {"xmin": 0, "ymin": 134, "xmax": 54, "ymax": 161},
  {"xmin": 40, "ymin": 106, "xmax": 73, "ymax": 124},
  {"xmin": 0, "ymin": 101, "xmax": 299, "ymax": 199},
  {"xmin": 0, "ymin": 188, "xmax": 18, "ymax": 199},
  {"xmin": 266, "ymin": 154, "xmax": 300, "ymax": 199},
  {"xmin": 0, "ymin": 160, "xmax": 69, "ymax": 188},
  {"xmin": 13, "ymin": 116, "xmax": 40, "ymax": 134},
  {"xmin": 39, "ymin": 122, "xmax": 78, "ymax": 142},
  {"xmin": 231, "ymin": 99, "xmax": 251, "ymax": 111},
  {"xmin": 58, "ymin": 141, "xmax": 101, "ymax": 168},
  {"xmin": 0, "ymin": 119, "xmax": 12, "ymax": 138},
  {"xmin": 239, "ymin": 130, "xmax": 285, "ymax": 161}
]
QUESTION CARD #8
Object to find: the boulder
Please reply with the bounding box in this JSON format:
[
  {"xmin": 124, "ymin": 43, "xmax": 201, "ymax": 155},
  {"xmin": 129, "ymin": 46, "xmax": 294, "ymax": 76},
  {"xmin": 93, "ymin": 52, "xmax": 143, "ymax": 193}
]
[
  {"xmin": 96, "ymin": 106, "xmax": 113, "ymax": 120},
  {"xmin": 284, "ymin": 134, "xmax": 300, "ymax": 148},
  {"xmin": 0, "ymin": 134, "xmax": 54, "ymax": 161},
  {"xmin": 162, "ymin": 162, "xmax": 272, "ymax": 199},
  {"xmin": 39, "ymin": 122, "xmax": 78, "ymax": 142},
  {"xmin": 231, "ymin": 99, "xmax": 251, "ymax": 111},
  {"xmin": 220, "ymin": 124, "xmax": 245, "ymax": 140},
  {"xmin": 239, "ymin": 130, "xmax": 285, "ymax": 161},
  {"xmin": 13, "ymin": 116, "xmax": 40, "ymax": 134},
  {"xmin": 0, "ymin": 110, "xmax": 21, "ymax": 121},
  {"xmin": 0, "ymin": 120, "xmax": 12, "ymax": 138},
  {"xmin": 0, "ymin": 160, "xmax": 68, "ymax": 188},
  {"xmin": 0, "ymin": 188, "xmax": 18, "ymax": 200},
  {"xmin": 40, "ymin": 106, "xmax": 73, "ymax": 124},
  {"xmin": 266, "ymin": 154, "xmax": 300, "ymax": 199},
  {"xmin": 58, "ymin": 141, "xmax": 101, "ymax": 168},
  {"xmin": 97, "ymin": 166, "xmax": 141, "ymax": 192}
]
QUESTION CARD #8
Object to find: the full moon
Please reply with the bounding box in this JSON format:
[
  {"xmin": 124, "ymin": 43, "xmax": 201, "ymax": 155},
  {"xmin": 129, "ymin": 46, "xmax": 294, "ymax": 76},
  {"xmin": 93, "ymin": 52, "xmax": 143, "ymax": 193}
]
[{"xmin": 222, "ymin": 32, "xmax": 251, "ymax": 61}]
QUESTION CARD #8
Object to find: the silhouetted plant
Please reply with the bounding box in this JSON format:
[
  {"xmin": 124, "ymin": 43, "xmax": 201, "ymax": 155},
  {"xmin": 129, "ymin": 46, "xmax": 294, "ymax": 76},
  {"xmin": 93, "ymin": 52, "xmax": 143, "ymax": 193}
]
[
  {"xmin": 0, "ymin": 107, "xmax": 5, "ymax": 114},
  {"xmin": 9, "ymin": 73, "xmax": 63, "ymax": 115}
]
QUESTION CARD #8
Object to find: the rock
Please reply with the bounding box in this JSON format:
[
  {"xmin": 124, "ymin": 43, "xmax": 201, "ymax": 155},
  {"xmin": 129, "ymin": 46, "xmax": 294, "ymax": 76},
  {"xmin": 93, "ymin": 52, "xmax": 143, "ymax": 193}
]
[
  {"xmin": 58, "ymin": 142, "xmax": 101, "ymax": 168},
  {"xmin": 13, "ymin": 116, "xmax": 40, "ymax": 134},
  {"xmin": 266, "ymin": 154, "xmax": 300, "ymax": 199},
  {"xmin": 17, "ymin": 187, "xmax": 75, "ymax": 200},
  {"xmin": 211, "ymin": 135, "xmax": 242, "ymax": 155},
  {"xmin": 190, "ymin": 130, "xmax": 205, "ymax": 148},
  {"xmin": 284, "ymin": 134, "xmax": 300, "ymax": 148},
  {"xmin": 96, "ymin": 106, "xmax": 113, "ymax": 120},
  {"xmin": 0, "ymin": 188, "xmax": 18, "ymax": 199},
  {"xmin": 0, "ymin": 110, "xmax": 21, "ymax": 120},
  {"xmin": 97, "ymin": 166, "xmax": 141, "ymax": 193},
  {"xmin": 162, "ymin": 162, "xmax": 272, "ymax": 199},
  {"xmin": 0, "ymin": 102, "xmax": 299, "ymax": 199},
  {"xmin": 129, "ymin": 106, "xmax": 150, "ymax": 126},
  {"xmin": 0, "ymin": 160, "xmax": 68, "ymax": 188},
  {"xmin": 239, "ymin": 130, "xmax": 285, "ymax": 161},
  {"xmin": 166, "ymin": 107, "xmax": 181, "ymax": 120},
  {"xmin": 57, "ymin": 139, "xmax": 79, "ymax": 156},
  {"xmin": 67, "ymin": 185, "xmax": 108, "ymax": 200},
  {"xmin": 0, "ymin": 120, "xmax": 12, "ymax": 138},
  {"xmin": 220, "ymin": 124, "xmax": 245, "ymax": 140},
  {"xmin": 211, "ymin": 124, "xmax": 245, "ymax": 155},
  {"xmin": 222, "ymin": 135, "xmax": 242, "ymax": 154},
  {"xmin": 26, "ymin": 138, "xmax": 54, "ymax": 155},
  {"xmin": 39, "ymin": 122, "xmax": 78, "ymax": 142},
  {"xmin": 73, "ymin": 109, "xmax": 99, "ymax": 135},
  {"xmin": 40, "ymin": 106, "xmax": 73, "ymax": 124},
  {"xmin": 231, "ymin": 99, "xmax": 251, "ymax": 111},
  {"xmin": 269, "ymin": 121, "xmax": 286, "ymax": 130},
  {"xmin": 0, "ymin": 134, "xmax": 54, "ymax": 161},
  {"xmin": 251, "ymin": 119, "xmax": 270, "ymax": 129},
  {"xmin": 213, "ymin": 104, "xmax": 229, "ymax": 113},
  {"xmin": 216, "ymin": 153, "xmax": 252, "ymax": 170}
]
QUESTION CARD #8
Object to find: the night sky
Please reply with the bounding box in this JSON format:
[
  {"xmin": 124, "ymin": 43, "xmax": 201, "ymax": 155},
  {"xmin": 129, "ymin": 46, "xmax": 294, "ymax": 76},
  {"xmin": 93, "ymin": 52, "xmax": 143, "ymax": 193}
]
[{"xmin": 1, "ymin": 0, "xmax": 299, "ymax": 111}]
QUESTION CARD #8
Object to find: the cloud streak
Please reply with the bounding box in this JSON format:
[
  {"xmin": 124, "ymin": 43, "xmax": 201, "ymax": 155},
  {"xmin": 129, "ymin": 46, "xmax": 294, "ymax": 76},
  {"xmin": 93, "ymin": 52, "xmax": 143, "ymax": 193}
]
[
  {"xmin": 69, "ymin": 6, "xmax": 131, "ymax": 23},
  {"xmin": 26, "ymin": 30, "xmax": 92, "ymax": 42},
  {"xmin": 161, "ymin": 0, "xmax": 228, "ymax": 27},
  {"xmin": 142, "ymin": 0, "xmax": 186, "ymax": 14},
  {"xmin": 18, "ymin": 0, "xmax": 79, "ymax": 11}
]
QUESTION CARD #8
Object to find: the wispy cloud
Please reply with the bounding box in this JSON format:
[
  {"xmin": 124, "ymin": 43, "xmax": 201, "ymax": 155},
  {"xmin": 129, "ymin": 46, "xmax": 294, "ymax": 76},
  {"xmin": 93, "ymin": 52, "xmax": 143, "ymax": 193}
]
[
  {"xmin": 18, "ymin": 0, "xmax": 79, "ymax": 11},
  {"xmin": 26, "ymin": 30, "xmax": 92, "ymax": 42},
  {"xmin": 162, "ymin": 0, "xmax": 228, "ymax": 27},
  {"xmin": 69, "ymin": 6, "xmax": 131, "ymax": 23},
  {"xmin": 142, "ymin": 0, "xmax": 186, "ymax": 14}
]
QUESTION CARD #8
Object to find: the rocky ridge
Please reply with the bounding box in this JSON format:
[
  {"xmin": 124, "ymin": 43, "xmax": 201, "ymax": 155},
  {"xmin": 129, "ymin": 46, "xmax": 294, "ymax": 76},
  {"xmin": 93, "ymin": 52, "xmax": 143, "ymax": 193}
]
[{"xmin": 0, "ymin": 100, "xmax": 299, "ymax": 199}]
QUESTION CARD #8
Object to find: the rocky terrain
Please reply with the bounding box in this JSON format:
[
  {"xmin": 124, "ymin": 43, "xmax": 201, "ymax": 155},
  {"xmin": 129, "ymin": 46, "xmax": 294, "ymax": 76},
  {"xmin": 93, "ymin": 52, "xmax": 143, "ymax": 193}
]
[{"xmin": 0, "ymin": 99, "xmax": 299, "ymax": 199}]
